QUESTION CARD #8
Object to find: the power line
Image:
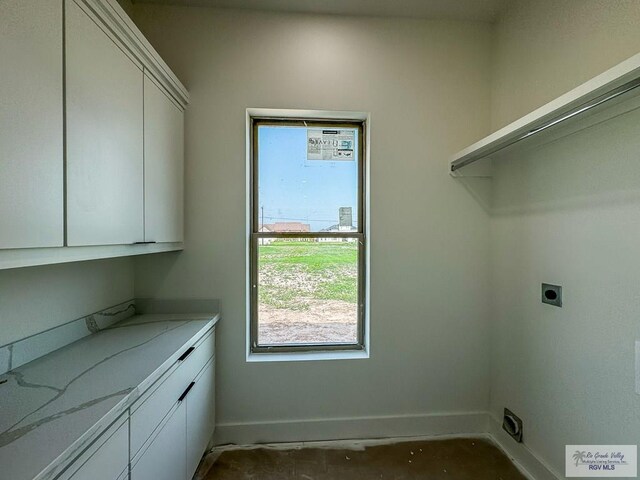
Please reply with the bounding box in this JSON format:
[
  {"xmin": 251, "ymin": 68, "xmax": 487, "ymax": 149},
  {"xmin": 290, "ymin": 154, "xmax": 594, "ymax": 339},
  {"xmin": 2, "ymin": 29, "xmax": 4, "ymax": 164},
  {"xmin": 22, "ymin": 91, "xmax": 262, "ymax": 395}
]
[{"xmin": 261, "ymin": 215, "xmax": 339, "ymax": 222}]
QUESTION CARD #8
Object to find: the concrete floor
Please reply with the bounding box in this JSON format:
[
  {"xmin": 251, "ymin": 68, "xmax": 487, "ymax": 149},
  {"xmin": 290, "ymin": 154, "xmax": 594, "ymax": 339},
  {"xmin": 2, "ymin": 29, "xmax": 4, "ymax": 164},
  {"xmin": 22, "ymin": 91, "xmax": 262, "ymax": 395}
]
[{"xmin": 204, "ymin": 438, "xmax": 526, "ymax": 480}]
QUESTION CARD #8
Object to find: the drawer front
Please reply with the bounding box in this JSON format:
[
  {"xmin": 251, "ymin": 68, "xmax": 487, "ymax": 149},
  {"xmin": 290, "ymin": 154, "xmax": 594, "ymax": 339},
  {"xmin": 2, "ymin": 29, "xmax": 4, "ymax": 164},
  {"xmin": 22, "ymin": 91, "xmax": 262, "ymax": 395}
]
[
  {"xmin": 60, "ymin": 416, "xmax": 128, "ymax": 480},
  {"xmin": 130, "ymin": 329, "xmax": 215, "ymax": 456}
]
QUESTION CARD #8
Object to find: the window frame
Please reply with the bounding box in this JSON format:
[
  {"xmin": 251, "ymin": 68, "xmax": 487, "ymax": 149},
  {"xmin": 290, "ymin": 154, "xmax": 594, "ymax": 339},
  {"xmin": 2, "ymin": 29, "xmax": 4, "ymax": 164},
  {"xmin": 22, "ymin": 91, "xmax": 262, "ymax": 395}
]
[{"xmin": 249, "ymin": 117, "xmax": 367, "ymax": 354}]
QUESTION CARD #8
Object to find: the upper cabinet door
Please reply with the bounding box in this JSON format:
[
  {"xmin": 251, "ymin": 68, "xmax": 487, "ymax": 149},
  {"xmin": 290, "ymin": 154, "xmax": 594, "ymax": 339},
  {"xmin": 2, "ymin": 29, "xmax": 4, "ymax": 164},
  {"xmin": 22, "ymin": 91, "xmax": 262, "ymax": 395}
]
[
  {"xmin": 66, "ymin": 0, "xmax": 144, "ymax": 246},
  {"xmin": 144, "ymin": 74, "xmax": 185, "ymax": 243},
  {"xmin": 0, "ymin": 0, "xmax": 63, "ymax": 249}
]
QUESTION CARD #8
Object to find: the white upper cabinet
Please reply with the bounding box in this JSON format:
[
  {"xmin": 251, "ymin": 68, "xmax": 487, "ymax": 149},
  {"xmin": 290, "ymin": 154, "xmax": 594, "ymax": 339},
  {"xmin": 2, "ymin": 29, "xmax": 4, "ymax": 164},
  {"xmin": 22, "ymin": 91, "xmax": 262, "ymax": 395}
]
[
  {"xmin": 144, "ymin": 74, "xmax": 185, "ymax": 243},
  {"xmin": 0, "ymin": 0, "xmax": 189, "ymax": 268},
  {"xmin": 0, "ymin": 0, "xmax": 63, "ymax": 249},
  {"xmin": 65, "ymin": 0, "xmax": 144, "ymax": 246}
]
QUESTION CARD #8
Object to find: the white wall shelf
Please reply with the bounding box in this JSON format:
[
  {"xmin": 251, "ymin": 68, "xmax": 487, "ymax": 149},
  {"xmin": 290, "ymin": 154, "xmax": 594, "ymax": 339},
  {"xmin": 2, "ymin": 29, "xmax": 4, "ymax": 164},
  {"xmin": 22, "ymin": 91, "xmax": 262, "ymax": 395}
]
[
  {"xmin": 0, "ymin": 243, "xmax": 183, "ymax": 271},
  {"xmin": 450, "ymin": 52, "xmax": 640, "ymax": 174}
]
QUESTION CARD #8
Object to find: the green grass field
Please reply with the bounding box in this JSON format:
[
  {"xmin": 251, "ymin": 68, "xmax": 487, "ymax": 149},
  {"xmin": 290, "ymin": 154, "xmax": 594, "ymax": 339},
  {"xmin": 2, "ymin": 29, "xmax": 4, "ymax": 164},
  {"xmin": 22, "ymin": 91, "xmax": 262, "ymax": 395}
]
[{"xmin": 258, "ymin": 241, "xmax": 358, "ymax": 310}]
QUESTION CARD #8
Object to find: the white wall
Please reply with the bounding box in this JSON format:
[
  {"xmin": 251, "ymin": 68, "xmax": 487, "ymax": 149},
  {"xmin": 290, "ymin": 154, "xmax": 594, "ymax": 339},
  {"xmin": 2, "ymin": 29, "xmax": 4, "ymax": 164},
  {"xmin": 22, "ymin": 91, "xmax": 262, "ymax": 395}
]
[
  {"xmin": 0, "ymin": 258, "xmax": 134, "ymax": 346},
  {"xmin": 492, "ymin": 0, "xmax": 640, "ymax": 130},
  {"xmin": 490, "ymin": 1, "xmax": 640, "ymax": 476},
  {"xmin": 130, "ymin": 5, "xmax": 494, "ymax": 442}
]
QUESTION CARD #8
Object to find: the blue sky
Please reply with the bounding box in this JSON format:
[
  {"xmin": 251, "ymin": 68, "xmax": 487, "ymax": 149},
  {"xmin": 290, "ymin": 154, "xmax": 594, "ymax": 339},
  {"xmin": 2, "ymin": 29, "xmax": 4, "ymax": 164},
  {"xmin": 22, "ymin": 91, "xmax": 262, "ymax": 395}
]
[{"xmin": 258, "ymin": 126, "xmax": 359, "ymax": 231}]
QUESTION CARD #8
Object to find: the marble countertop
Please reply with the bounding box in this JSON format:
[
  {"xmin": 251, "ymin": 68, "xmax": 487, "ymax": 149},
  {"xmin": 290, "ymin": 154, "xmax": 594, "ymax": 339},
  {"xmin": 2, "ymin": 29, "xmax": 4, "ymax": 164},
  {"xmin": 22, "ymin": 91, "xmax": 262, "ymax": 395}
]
[{"xmin": 0, "ymin": 313, "xmax": 219, "ymax": 480}]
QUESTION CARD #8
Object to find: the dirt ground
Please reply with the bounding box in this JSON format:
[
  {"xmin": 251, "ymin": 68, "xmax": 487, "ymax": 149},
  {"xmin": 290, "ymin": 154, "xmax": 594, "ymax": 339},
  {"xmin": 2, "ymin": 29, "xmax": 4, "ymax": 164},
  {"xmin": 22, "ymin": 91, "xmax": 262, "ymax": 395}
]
[
  {"xmin": 203, "ymin": 438, "xmax": 527, "ymax": 480},
  {"xmin": 258, "ymin": 299, "xmax": 358, "ymax": 344}
]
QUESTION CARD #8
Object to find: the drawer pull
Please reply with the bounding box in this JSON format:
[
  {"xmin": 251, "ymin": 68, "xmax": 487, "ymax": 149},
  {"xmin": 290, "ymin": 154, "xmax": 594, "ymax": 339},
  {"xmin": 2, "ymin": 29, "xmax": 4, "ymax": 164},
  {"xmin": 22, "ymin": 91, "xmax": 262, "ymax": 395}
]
[
  {"xmin": 178, "ymin": 347, "xmax": 195, "ymax": 361},
  {"xmin": 178, "ymin": 382, "xmax": 195, "ymax": 402}
]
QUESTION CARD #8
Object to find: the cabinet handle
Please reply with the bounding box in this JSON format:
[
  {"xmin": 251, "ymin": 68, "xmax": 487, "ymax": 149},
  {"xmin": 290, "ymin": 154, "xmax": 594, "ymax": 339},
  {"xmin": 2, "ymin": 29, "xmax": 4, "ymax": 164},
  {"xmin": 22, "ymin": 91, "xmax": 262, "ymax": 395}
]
[
  {"xmin": 133, "ymin": 241, "xmax": 157, "ymax": 245},
  {"xmin": 178, "ymin": 347, "xmax": 195, "ymax": 361},
  {"xmin": 178, "ymin": 382, "xmax": 195, "ymax": 402}
]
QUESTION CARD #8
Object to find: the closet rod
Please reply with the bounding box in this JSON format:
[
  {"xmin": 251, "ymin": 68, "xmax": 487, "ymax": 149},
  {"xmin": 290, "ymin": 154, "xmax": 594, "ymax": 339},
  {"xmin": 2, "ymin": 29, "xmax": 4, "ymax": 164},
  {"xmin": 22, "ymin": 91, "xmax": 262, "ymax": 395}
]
[{"xmin": 451, "ymin": 76, "xmax": 640, "ymax": 172}]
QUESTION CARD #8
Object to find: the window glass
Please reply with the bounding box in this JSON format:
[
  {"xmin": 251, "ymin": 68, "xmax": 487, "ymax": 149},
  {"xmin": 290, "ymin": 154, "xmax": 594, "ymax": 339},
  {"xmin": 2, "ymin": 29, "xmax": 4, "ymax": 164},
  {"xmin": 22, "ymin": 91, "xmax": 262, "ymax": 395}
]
[
  {"xmin": 257, "ymin": 239, "xmax": 359, "ymax": 345},
  {"xmin": 257, "ymin": 126, "xmax": 359, "ymax": 233}
]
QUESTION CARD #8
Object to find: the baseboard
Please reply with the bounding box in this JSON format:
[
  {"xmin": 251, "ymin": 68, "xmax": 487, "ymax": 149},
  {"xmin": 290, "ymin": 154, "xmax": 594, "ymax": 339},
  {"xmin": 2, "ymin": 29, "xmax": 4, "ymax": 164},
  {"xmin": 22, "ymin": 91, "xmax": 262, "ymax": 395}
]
[
  {"xmin": 213, "ymin": 412, "xmax": 563, "ymax": 480},
  {"xmin": 214, "ymin": 411, "xmax": 489, "ymax": 446},
  {"xmin": 487, "ymin": 415, "xmax": 561, "ymax": 480}
]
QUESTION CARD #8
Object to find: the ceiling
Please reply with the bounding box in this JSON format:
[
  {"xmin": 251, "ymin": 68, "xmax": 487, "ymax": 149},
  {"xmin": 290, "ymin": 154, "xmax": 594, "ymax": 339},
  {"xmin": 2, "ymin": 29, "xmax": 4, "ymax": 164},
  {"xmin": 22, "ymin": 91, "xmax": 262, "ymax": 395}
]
[{"xmin": 132, "ymin": 0, "xmax": 511, "ymax": 22}]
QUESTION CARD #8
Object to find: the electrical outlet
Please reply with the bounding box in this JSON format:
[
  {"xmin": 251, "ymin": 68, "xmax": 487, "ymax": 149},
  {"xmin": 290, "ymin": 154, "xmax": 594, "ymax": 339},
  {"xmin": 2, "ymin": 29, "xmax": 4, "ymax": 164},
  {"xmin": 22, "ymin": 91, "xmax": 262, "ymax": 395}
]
[
  {"xmin": 503, "ymin": 408, "xmax": 523, "ymax": 443},
  {"xmin": 542, "ymin": 283, "xmax": 562, "ymax": 307}
]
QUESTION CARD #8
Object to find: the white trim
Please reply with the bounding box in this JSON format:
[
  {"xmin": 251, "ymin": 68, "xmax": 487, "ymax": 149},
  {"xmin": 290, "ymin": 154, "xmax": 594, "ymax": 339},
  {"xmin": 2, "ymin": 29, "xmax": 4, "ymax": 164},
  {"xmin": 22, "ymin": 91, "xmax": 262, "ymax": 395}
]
[
  {"xmin": 214, "ymin": 411, "xmax": 488, "ymax": 446},
  {"xmin": 487, "ymin": 415, "xmax": 561, "ymax": 480},
  {"xmin": 244, "ymin": 108, "xmax": 371, "ymax": 361},
  {"xmin": 75, "ymin": 0, "xmax": 189, "ymax": 108},
  {"xmin": 0, "ymin": 242, "xmax": 183, "ymax": 270},
  {"xmin": 246, "ymin": 349, "xmax": 369, "ymax": 363},
  {"xmin": 212, "ymin": 412, "xmax": 562, "ymax": 480},
  {"xmin": 246, "ymin": 107, "xmax": 368, "ymax": 121}
]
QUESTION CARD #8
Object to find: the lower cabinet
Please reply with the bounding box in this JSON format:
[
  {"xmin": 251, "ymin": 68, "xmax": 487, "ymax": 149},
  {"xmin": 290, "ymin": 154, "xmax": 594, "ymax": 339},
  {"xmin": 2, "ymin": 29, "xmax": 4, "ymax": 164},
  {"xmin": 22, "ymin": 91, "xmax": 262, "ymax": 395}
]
[
  {"xmin": 132, "ymin": 355, "xmax": 215, "ymax": 480},
  {"xmin": 56, "ymin": 328, "xmax": 216, "ymax": 480},
  {"xmin": 130, "ymin": 330, "xmax": 216, "ymax": 480}
]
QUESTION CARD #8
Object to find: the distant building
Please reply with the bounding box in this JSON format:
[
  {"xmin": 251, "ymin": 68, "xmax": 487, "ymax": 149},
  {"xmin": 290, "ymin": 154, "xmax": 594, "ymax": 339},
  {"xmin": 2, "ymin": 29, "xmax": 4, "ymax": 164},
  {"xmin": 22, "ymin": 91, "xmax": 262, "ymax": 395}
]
[
  {"xmin": 258, "ymin": 225, "xmax": 274, "ymax": 245},
  {"xmin": 317, "ymin": 207, "xmax": 357, "ymax": 242},
  {"xmin": 262, "ymin": 222, "xmax": 310, "ymax": 233},
  {"xmin": 339, "ymin": 207, "xmax": 353, "ymax": 228},
  {"xmin": 258, "ymin": 222, "xmax": 311, "ymax": 245},
  {"xmin": 318, "ymin": 224, "xmax": 357, "ymax": 242}
]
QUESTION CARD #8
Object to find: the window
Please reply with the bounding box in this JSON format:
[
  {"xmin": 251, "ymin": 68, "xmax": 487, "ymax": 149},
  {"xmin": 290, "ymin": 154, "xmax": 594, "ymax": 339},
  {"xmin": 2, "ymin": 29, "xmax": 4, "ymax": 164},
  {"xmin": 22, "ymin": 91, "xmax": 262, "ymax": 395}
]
[{"xmin": 250, "ymin": 118, "xmax": 366, "ymax": 353}]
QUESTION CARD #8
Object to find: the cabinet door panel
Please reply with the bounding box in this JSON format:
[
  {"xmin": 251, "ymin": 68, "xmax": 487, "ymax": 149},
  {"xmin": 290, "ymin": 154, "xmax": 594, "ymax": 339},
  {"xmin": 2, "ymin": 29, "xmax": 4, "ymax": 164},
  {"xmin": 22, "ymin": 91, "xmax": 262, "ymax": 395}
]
[
  {"xmin": 144, "ymin": 74, "xmax": 184, "ymax": 242},
  {"xmin": 63, "ymin": 417, "xmax": 129, "ymax": 480},
  {"xmin": 186, "ymin": 358, "xmax": 216, "ymax": 479},
  {"xmin": 0, "ymin": 0, "xmax": 63, "ymax": 249},
  {"xmin": 132, "ymin": 402, "xmax": 187, "ymax": 480},
  {"xmin": 66, "ymin": 0, "xmax": 144, "ymax": 246}
]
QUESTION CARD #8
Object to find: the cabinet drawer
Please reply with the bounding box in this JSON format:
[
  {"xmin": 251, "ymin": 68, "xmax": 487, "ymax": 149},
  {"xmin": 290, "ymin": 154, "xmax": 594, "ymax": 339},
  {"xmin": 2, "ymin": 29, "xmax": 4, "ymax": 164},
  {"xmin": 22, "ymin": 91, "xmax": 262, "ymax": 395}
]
[
  {"xmin": 58, "ymin": 415, "xmax": 128, "ymax": 480},
  {"xmin": 130, "ymin": 329, "xmax": 215, "ymax": 456}
]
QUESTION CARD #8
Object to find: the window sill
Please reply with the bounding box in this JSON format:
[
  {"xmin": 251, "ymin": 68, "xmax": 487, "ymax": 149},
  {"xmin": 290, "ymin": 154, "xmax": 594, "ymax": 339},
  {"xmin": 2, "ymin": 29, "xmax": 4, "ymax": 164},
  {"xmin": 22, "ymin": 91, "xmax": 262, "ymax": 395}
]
[{"xmin": 246, "ymin": 348, "xmax": 369, "ymax": 363}]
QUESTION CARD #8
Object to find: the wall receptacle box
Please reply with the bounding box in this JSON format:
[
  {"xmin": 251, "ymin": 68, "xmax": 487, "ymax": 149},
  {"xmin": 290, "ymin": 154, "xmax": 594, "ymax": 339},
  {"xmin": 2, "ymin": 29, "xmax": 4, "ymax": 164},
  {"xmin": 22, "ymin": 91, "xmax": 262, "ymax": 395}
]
[
  {"xmin": 541, "ymin": 283, "xmax": 562, "ymax": 307},
  {"xmin": 636, "ymin": 341, "xmax": 640, "ymax": 395}
]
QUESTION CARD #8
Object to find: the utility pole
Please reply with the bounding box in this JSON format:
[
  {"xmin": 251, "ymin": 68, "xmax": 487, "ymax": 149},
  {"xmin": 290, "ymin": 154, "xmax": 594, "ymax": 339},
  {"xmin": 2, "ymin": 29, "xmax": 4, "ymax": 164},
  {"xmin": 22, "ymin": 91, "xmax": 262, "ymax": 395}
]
[{"xmin": 261, "ymin": 206, "xmax": 264, "ymax": 230}]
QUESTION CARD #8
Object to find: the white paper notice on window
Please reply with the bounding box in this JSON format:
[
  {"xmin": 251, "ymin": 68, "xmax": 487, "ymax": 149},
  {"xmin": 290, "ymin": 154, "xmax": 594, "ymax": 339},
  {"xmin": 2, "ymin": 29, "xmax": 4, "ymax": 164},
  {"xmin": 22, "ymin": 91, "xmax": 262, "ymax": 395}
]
[{"xmin": 307, "ymin": 129, "xmax": 355, "ymax": 161}]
